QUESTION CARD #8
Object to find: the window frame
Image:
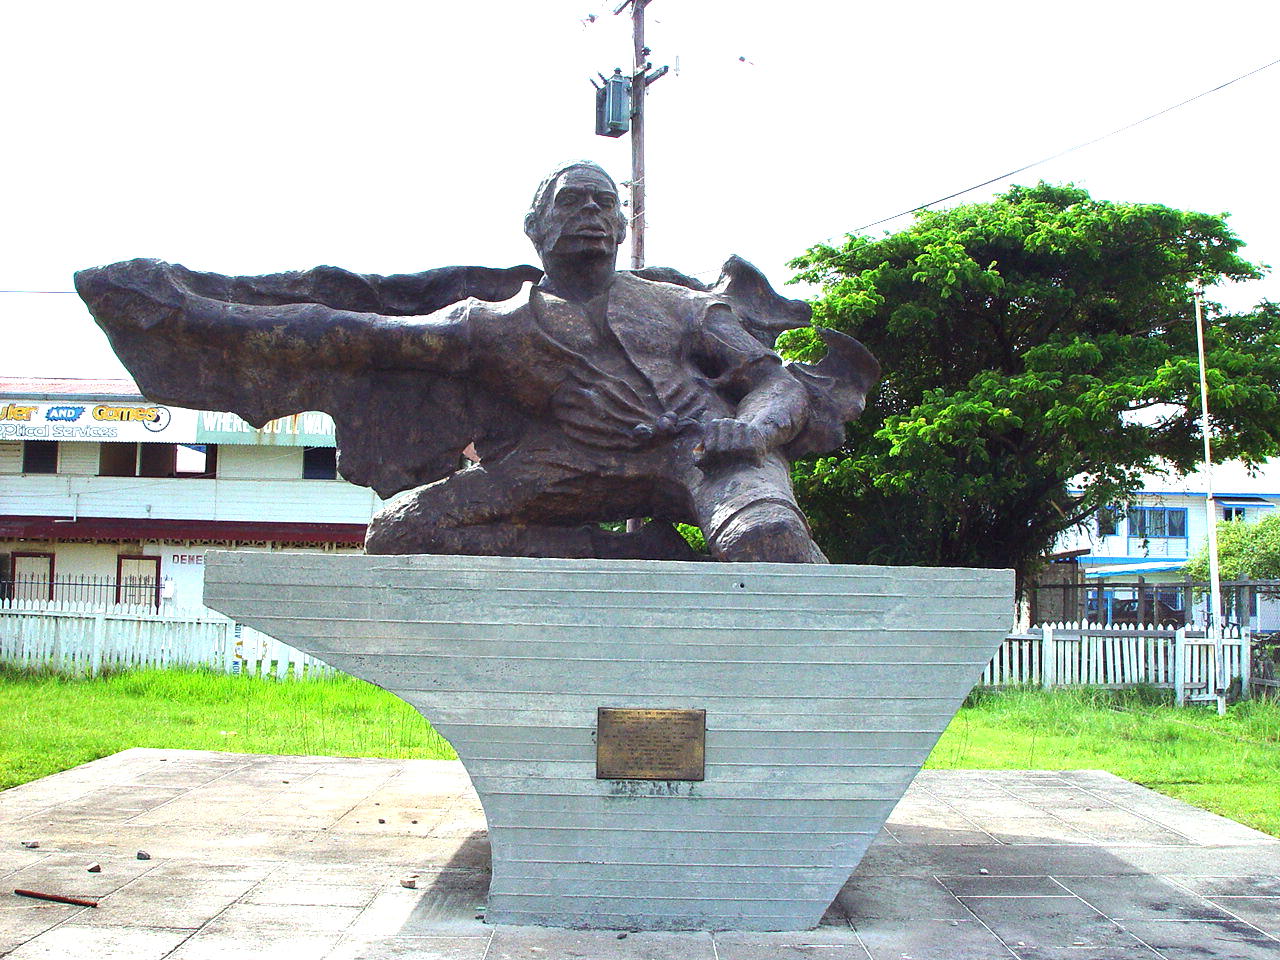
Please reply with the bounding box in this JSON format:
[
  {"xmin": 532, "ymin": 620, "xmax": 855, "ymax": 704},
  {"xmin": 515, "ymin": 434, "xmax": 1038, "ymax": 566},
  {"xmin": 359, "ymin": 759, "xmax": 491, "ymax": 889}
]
[
  {"xmin": 302, "ymin": 446, "xmax": 338, "ymax": 480},
  {"xmin": 174, "ymin": 443, "xmax": 218, "ymax": 478},
  {"xmin": 99, "ymin": 441, "xmax": 139, "ymax": 477},
  {"xmin": 1095, "ymin": 504, "xmax": 1121, "ymax": 537},
  {"xmin": 115, "ymin": 554, "xmax": 161, "ymax": 607},
  {"xmin": 21, "ymin": 440, "xmax": 58, "ymax": 474},
  {"xmin": 99, "ymin": 442, "xmax": 219, "ymax": 478},
  {"xmin": 1128, "ymin": 506, "xmax": 1188, "ymax": 540},
  {"xmin": 11, "ymin": 551, "xmax": 55, "ymax": 601}
]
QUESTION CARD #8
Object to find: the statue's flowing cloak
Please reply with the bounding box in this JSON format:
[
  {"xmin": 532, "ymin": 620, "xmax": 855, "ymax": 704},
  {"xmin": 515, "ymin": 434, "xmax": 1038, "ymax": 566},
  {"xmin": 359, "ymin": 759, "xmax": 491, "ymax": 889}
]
[{"xmin": 75, "ymin": 257, "xmax": 878, "ymax": 500}]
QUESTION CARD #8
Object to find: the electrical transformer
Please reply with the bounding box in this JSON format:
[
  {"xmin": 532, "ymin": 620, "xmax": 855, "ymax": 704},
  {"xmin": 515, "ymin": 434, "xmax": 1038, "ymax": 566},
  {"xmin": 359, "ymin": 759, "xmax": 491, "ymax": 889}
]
[{"xmin": 594, "ymin": 68, "xmax": 631, "ymax": 138}]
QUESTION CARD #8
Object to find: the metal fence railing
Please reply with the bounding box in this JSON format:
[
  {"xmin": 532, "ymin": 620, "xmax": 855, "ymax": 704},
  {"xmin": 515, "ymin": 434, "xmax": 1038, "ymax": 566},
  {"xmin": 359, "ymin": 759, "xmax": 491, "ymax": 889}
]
[
  {"xmin": 1, "ymin": 575, "xmax": 161, "ymax": 609},
  {"xmin": 1028, "ymin": 578, "xmax": 1280, "ymax": 631}
]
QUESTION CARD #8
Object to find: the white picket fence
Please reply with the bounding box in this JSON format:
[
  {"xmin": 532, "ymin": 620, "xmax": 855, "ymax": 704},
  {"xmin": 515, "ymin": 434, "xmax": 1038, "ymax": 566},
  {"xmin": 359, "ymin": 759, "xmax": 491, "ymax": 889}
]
[
  {"xmin": 983, "ymin": 621, "xmax": 1252, "ymax": 703},
  {"xmin": 0, "ymin": 601, "xmax": 1254, "ymax": 701},
  {"xmin": 0, "ymin": 603, "xmax": 334, "ymax": 679}
]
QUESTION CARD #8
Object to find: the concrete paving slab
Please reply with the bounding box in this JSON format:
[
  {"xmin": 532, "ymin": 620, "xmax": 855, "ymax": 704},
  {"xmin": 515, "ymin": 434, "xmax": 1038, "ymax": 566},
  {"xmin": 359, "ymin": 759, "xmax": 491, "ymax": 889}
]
[
  {"xmin": 712, "ymin": 942, "xmax": 871, "ymax": 960},
  {"xmin": 485, "ymin": 926, "xmax": 716, "ymax": 959},
  {"xmin": 325, "ymin": 935, "xmax": 491, "ymax": 960},
  {"xmin": 1120, "ymin": 919, "xmax": 1280, "ymax": 960},
  {"xmin": 6, "ymin": 852, "xmax": 158, "ymax": 898},
  {"xmin": 2, "ymin": 924, "xmax": 191, "ymax": 960},
  {"xmin": 240, "ymin": 879, "xmax": 380, "ymax": 908},
  {"xmin": 1105, "ymin": 845, "xmax": 1280, "ymax": 878},
  {"xmin": 199, "ymin": 901, "xmax": 363, "ymax": 935},
  {"xmin": 938, "ymin": 874, "xmax": 1073, "ymax": 898},
  {"xmin": 0, "ymin": 897, "xmax": 83, "ymax": 956},
  {"xmin": 167, "ymin": 929, "xmax": 343, "ymax": 960},
  {"xmin": 960, "ymin": 895, "xmax": 1166, "ymax": 959},
  {"xmin": 1171, "ymin": 875, "xmax": 1280, "ymax": 897},
  {"xmin": 0, "ymin": 750, "xmax": 1278, "ymax": 959},
  {"xmin": 852, "ymin": 917, "xmax": 1010, "ymax": 960},
  {"xmin": 62, "ymin": 876, "xmax": 256, "ymax": 929},
  {"xmin": 1055, "ymin": 874, "xmax": 1243, "ymax": 923},
  {"xmin": 712, "ymin": 925, "xmax": 868, "ymax": 947},
  {"xmin": 884, "ymin": 823, "xmax": 997, "ymax": 845},
  {"xmin": 974, "ymin": 815, "xmax": 1095, "ymax": 845},
  {"xmin": 834, "ymin": 875, "xmax": 970, "ymax": 920},
  {"xmin": 126, "ymin": 859, "xmax": 277, "ymax": 883},
  {"xmin": 1210, "ymin": 899, "xmax": 1280, "ymax": 939}
]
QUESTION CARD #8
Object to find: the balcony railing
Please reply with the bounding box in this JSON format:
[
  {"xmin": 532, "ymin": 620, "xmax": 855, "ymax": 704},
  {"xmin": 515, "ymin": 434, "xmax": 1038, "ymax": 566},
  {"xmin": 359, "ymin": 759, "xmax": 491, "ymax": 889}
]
[
  {"xmin": 1126, "ymin": 536, "xmax": 1188, "ymax": 558},
  {"xmin": 1, "ymin": 575, "xmax": 160, "ymax": 610}
]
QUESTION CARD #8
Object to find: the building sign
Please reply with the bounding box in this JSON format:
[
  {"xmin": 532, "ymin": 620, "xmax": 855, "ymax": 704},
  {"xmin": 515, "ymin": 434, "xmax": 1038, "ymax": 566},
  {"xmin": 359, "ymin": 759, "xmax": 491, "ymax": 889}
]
[
  {"xmin": 0, "ymin": 399, "xmax": 333, "ymax": 447},
  {"xmin": 195, "ymin": 410, "xmax": 335, "ymax": 447},
  {"xmin": 0, "ymin": 400, "xmax": 197, "ymax": 442}
]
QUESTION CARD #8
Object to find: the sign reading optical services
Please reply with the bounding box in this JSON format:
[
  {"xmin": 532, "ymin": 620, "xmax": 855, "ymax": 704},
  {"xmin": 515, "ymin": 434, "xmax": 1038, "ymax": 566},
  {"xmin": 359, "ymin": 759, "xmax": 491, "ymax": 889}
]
[
  {"xmin": 0, "ymin": 400, "xmax": 334, "ymax": 447},
  {"xmin": 0, "ymin": 401, "xmax": 197, "ymax": 442}
]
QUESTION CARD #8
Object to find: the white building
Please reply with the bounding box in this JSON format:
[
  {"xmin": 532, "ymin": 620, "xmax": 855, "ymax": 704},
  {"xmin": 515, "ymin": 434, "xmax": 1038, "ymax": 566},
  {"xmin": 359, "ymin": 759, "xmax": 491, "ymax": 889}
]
[
  {"xmin": 0, "ymin": 377, "xmax": 381, "ymax": 612},
  {"xmin": 1053, "ymin": 461, "xmax": 1280, "ymax": 630}
]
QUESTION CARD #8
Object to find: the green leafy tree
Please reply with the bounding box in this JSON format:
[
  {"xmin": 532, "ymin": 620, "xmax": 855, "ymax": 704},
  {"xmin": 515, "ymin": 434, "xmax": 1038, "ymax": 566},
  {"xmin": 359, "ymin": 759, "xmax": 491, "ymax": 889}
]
[
  {"xmin": 1185, "ymin": 514, "xmax": 1280, "ymax": 581},
  {"xmin": 784, "ymin": 182, "xmax": 1280, "ymax": 589}
]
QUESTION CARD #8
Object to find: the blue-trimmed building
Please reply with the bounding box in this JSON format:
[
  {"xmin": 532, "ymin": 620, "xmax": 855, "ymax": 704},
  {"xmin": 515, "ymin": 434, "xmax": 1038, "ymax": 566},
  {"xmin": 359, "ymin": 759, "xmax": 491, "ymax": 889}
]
[{"xmin": 1054, "ymin": 461, "xmax": 1280, "ymax": 629}]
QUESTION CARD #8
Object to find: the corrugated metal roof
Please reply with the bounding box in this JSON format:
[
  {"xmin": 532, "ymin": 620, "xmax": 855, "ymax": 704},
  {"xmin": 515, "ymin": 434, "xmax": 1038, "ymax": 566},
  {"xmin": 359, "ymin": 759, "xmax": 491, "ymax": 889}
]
[
  {"xmin": 1084, "ymin": 561, "xmax": 1187, "ymax": 577},
  {"xmin": 0, "ymin": 377, "xmax": 143, "ymax": 400},
  {"xmin": 1073, "ymin": 460, "xmax": 1280, "ymax": 496}
]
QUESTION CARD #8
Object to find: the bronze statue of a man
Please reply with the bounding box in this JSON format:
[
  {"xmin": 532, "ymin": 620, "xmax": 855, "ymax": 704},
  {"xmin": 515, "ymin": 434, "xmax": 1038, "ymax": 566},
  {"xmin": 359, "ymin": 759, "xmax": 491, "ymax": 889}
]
[{"xmin": 76, "ymin": 161, "xmax": 878, "ymax": 563}]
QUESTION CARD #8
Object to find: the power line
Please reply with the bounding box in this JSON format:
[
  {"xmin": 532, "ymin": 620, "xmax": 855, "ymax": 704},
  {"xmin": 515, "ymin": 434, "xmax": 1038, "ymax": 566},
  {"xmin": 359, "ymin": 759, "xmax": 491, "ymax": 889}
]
[{"xmin": 849, "ymin": 55, "xmax": 1280, "ymax": 236}]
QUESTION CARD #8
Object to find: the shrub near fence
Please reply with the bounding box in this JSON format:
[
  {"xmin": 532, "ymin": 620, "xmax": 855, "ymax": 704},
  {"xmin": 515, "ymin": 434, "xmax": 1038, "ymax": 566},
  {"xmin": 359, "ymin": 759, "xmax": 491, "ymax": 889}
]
[
  {"xmin": 0, "ymin": 603, "xmax": 333, "ymax": 679},
  {"xmin": 983, "ymin": 621, "xmax": 1252, "ymax": 704}
]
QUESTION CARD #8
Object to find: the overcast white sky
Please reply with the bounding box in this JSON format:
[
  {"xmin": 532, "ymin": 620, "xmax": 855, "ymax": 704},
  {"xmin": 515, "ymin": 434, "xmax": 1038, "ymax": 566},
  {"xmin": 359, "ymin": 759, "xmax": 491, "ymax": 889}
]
[{"xmin": 3, "ymin": 0, "xmax": 1279, "ymax": 379}]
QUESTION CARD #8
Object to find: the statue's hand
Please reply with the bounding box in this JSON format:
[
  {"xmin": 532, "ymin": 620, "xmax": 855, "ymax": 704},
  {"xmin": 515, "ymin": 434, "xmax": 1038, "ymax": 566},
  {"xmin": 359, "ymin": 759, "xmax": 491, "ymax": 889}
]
[
  {"xmin": 78, "ymin": 259, "xmax": 187, "ymax": 330},
  {"xmin": 698, "ymin": 418, "xmax": 768, "ymax": 464}
]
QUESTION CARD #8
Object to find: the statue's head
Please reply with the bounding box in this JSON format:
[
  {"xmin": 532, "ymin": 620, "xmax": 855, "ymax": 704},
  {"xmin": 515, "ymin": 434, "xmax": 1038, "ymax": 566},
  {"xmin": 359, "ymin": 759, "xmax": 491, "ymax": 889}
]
[{"xmin": 524, "ymin": 161, "xmax": 627, "ymax": 263}]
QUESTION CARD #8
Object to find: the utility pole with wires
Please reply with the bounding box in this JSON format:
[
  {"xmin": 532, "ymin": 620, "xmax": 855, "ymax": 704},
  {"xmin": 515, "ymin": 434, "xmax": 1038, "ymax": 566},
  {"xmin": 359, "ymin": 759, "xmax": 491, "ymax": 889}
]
[
  {"xmin": 590, "ymin": 0, "xmax": 669, "ymax": 536},
  {"xmin": 1192, "ymin": 283, "xmax": 1227, "ymax": 716},
  {"xmin": 590, "ymin": 0, "xmax": 668, "ymax": 270}
]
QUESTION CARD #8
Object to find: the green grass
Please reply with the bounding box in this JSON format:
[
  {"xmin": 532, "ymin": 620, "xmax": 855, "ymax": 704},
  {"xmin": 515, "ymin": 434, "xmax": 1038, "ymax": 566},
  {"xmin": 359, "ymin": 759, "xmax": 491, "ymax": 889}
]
[
  {"xmin": 1, "ymin": 667, "xmax": 1276, "ymax": 838},
  {"xmin": 930, "ymin": 686, "xmax": 1280, "ymax": 837},
  {"xmin": 0, "ymin": 665, "xmax": 453, "ymax": 790}
]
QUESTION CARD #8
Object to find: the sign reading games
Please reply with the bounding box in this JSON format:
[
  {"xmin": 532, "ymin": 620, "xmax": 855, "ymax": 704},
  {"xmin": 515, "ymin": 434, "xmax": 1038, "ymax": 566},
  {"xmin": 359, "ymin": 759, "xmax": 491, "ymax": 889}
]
[{"xmin": 0, "ymin": 401, "xmax": 195, "ymax": 442}]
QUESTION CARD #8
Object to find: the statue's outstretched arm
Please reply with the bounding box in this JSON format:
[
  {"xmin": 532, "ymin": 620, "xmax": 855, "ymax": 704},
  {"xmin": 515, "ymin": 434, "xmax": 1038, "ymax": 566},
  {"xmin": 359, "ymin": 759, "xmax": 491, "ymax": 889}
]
[
  {"xmin": 74, "ymin": 258, "xmax": 474, "ymax": 428},
  {"xmin": 157, "ymin": 261, "xmax": 541, "ymax": 315}
]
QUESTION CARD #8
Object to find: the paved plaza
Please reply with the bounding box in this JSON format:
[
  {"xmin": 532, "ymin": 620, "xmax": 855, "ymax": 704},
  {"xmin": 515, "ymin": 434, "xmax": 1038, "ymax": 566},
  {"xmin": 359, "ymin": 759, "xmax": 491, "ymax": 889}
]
[{"xmin": 1, "ymin": 749, "xmax": 1277, "ymax": 959}]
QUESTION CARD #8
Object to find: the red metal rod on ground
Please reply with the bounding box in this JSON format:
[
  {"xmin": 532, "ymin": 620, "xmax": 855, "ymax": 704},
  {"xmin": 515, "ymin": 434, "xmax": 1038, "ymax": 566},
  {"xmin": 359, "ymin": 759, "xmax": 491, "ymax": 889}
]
[{"xmin": 14, "ymin": 889, "xmax": 98, "ymax": 908}]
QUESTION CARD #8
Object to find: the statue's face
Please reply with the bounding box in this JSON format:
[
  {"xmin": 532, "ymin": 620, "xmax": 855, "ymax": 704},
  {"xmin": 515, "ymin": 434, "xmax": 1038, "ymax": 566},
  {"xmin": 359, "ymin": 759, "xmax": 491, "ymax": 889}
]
[{"xmin": 533, "ymin": 167, "xmax": 624, "ymax": 260}]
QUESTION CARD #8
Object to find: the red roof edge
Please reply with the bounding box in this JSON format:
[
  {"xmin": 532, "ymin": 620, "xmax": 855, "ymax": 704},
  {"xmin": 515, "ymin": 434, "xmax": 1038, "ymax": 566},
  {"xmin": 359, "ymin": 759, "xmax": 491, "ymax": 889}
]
[{"xmin": 0, "ymin": 515, "xmax": 366, "ymax": 544}]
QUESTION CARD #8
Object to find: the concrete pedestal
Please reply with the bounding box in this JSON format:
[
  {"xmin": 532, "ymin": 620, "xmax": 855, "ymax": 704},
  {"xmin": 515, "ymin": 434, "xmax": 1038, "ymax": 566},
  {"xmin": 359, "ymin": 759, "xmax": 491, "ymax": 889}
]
[{"xmin": 204, "ymin": 553, "xmax": 1012, "ymax": 931}]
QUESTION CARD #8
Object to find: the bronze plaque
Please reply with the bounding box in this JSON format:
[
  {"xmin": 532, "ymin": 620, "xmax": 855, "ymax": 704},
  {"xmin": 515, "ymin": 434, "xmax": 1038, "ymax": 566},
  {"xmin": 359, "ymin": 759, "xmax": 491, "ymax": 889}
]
[{"xmin": 596, "ymin": 707, "xmax": 706, "ymax": 781}]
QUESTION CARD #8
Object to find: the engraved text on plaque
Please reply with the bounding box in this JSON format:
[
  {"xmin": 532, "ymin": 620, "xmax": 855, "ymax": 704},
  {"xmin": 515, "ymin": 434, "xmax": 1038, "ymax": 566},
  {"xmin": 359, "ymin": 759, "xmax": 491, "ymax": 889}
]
[{"xmin": 596, "ymin": 707, "xmax": 706, "ymax": 781}]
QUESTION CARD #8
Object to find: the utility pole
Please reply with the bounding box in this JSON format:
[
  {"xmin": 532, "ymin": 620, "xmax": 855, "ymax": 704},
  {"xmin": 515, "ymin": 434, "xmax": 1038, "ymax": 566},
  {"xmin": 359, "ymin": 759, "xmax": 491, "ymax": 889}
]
[
  {"xmin": 601, "ymin": 0, "xmax": 667, "ymax": 535},
  {"xmin": 613, "ymin": 0, "xmax": 667, "ymax": 270},
  {"xmin": 1193, "ymin": 283, "xmax": 1226, "ymax": 716}
]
